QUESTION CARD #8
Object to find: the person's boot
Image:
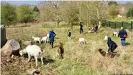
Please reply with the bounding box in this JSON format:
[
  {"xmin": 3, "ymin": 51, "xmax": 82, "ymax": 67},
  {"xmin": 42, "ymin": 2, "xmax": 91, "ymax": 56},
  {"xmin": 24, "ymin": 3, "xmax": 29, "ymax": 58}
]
[
  {"xmin": 50, "ymin": 45, "xmax": 52, "ymax": 48},
  {"xmin": 52, "ymin": 44, "xmax": 54, "ymax": 48}
]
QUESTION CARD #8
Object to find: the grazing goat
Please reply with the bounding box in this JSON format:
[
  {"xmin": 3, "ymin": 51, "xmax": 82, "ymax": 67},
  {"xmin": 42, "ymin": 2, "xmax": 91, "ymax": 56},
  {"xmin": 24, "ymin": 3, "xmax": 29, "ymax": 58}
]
[
  {"xmin": 98, "ymin": 49, "xmax": 116, "ymax": 58},
  {"xmin": 79, "ymin": 38, "xmax": 86, "ymax": 44},
  {"xmin": 41, "ymin": 36, "xmax": 48, "ymax": 43},
  {"xmin": 19, "ymin": 45, "xmax": 44, "ymax": 66},
  {"xmin": 113, "ymin": 32, "xmax": 118, "ymax": 36},
  {"xmin": 58, "ymin": 42, "xmax": 64, "ymax": 59},
  {"xmin": 32, "ymin": 36, "xmax": 41, "ymax": 44},
  {"xmin": 41, "ymin": 33, "xmax": 49, "ymax": 43}
]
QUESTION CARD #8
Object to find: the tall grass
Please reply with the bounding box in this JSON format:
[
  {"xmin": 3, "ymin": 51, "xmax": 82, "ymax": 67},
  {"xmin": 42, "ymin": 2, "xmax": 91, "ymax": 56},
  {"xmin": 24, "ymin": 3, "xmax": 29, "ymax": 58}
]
[{"xmin": 4, "ymin": 24, "xmax": 133, "ymax": 75}]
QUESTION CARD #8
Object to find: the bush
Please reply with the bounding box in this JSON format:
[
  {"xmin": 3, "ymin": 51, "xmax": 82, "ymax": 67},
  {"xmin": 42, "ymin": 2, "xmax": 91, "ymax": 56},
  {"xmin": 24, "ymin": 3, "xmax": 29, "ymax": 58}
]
[{"xmin": 1, "ymin": 3, "xmax": 17, "ymax": 26}]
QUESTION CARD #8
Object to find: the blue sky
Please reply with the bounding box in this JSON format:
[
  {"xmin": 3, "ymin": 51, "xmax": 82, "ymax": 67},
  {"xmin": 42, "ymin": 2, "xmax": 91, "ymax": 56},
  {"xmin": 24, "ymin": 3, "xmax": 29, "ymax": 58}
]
[{"xmin": 1, "ymin": 0, "xmax": 133, "ymax": 5}]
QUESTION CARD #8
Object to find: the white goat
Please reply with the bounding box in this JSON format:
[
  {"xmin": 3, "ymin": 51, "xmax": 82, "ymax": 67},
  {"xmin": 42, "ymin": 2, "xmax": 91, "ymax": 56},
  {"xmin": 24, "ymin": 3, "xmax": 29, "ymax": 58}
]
[
  {"xmin": 79, "ymin": 38, "xmax": 86, "ymax": 44},
  {"xmin": 113, "ymin": 32, "xmax": 118, "ymax": 36},
  {"xmin": 32, "ymin": 36, "xmax": 41, "ymax": 44},
  {"xmin": 19, "ymin": 45, "xmax": 44, "ymax": 66},
  {"xmin": 41, "ymin": 33, "xmax": 49, "ymax": 43}
]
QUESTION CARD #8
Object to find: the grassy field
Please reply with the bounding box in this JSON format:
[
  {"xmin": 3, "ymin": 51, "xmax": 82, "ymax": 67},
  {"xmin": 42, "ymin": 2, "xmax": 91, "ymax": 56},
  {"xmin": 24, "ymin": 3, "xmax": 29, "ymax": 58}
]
[{"xmin": 2, "ymin": 23, "xmax": 133, "ymax": 75}]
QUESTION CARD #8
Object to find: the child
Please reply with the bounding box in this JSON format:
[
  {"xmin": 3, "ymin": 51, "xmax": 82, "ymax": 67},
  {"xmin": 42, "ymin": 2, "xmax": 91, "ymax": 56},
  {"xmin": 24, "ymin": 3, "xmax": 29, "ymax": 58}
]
[{"xmin": 68, "ymin": 30, "xmax": 71, "ymax": 39}]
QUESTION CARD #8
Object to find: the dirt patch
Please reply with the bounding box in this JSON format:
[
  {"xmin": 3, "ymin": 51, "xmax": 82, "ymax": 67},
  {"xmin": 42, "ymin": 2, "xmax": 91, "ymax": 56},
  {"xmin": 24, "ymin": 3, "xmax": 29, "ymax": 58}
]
[{"xmin": 1, "ymin": 54, "xmax": 36, "ymax": 75}]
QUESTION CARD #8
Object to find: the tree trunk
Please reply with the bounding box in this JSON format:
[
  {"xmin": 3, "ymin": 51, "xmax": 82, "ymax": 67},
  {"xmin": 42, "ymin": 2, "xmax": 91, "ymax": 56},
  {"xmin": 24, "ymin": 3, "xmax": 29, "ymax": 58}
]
[
  {"xmin": 57, "ymin": 21, "xmax": 60, "ymax": 27},
  {"xmin": 96, "ymin": 7, "xmax": 101, "ymax": 29}
]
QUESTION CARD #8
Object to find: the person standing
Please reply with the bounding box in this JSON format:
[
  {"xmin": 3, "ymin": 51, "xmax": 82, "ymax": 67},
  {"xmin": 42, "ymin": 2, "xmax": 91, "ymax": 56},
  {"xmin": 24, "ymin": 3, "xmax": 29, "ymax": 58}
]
[
  {"xmin": 49, "ymin": 29, "xmax": 56, "ymax": 48},
  {"xmin": 118, "ymin": 27, "xmax": 127, "ymax": 46},
  {"xmin": 79, "ymin": 22, "xmax": 83, "ymax": 34},
  {"xmin": 104, "ymin": 36, "xmax": 118, "ymax": 53},
  {"xmin": 68, "ymin": 30, "xmax": 71, "ymax": 39}
]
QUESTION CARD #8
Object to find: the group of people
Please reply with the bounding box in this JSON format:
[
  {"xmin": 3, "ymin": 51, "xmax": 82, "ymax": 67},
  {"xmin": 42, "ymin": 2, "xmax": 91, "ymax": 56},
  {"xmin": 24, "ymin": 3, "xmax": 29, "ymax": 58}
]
[
  {"xmin": 67, "ymin": 22, "xmax": 99, "ymax": 40},
  {"xmin": 104, "ymin": 27, "xmax": 128, "ymax": 54},
  {"xmin": 48, "ymin": 22, "xmax": 128, "ymax": 58}
]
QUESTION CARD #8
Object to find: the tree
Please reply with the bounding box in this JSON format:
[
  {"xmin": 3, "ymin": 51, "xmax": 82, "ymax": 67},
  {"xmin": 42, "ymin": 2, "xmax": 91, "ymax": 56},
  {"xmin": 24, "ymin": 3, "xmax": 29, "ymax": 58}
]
[
  {"xmin": 16, "ymin": 4, "xmax": 33, "ymax": 23},
  {"xmin": 33, "ymin": 6, "xmax": 40, "ymax": 21},
  {"xmin": 79, "ymin": 1, "xmax": 109, "ymax": 27},
  {"xmin": 38, "ymin": 1, "xmax": 109, "ymax": 28},
  {"xmin": 126, "ymin": 7, "xmax": 133, "ymax": 18},
  {"xmin": 61, "ymin": 1, "xmax": 79, "ymax": 29},
  {"xmin": 1, "ymin": 2, "xmax": 17, "ymax": 26},
  {"xmin": 108, "ymin": 1, "xmax": 119, "ymax": 19},
  {"xmin": 108, "ymin": 1, "xmax": 118, "ymax": 6},
  {"xmin": 33, "ymin": 6, "xmax": 40, "ymax": 13}
]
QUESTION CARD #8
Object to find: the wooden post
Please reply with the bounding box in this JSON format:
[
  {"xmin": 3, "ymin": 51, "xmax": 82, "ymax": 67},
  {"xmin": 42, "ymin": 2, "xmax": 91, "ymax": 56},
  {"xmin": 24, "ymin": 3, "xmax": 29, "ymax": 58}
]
[
  {"xmin": 115, "ymin": 22, "xmax": 116, "ymax": 28},
  {"xmin": 109, "ymin": 21, "xmax": 110, "ymax": 27},
  {"xmin": 131, "ymin": 21, "xmax": 133, "ymax": 30},
  {"xmin": 122, "ymin": 21, "xmax": 124, "ymax": 27}
]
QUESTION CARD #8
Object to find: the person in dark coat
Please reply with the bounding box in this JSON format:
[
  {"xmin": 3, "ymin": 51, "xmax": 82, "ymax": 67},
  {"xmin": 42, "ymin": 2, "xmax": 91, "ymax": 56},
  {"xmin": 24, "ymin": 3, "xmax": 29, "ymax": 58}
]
[
  {"xmin": 49, "ymin": 29, "xmax": 56, "ymax": 48},
  {"xmin": 68, "ymin": 30, "xmax": 71, "ymax": 39},
  {"xmin": 104, "ymin": 36, "xmax": 117, "ymax": 53},
  {"xmin": 79, "ymin": 22, "xmax": 83, "ymax": 34},
  {"xmin": 118, "ymin": 27, "xmax": 127, "ymax": 46},
  {"xmin": 94, "ymin": 25, "xmax": 98, "ymax": 32}
]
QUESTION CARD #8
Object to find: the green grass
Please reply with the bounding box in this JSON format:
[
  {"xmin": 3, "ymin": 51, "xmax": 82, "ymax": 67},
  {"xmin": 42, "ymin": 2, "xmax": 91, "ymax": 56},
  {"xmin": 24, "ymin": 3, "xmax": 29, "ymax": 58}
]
[{"xmin": 4, "ymin": 24, "xmax": 133, "ymax": 75}]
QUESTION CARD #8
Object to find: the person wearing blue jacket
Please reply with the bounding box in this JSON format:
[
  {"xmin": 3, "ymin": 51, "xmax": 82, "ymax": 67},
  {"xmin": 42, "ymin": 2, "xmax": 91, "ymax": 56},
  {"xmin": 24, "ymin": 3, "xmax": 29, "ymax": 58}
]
[
  {"xmin": 118, "ymin": 27, "xmax": 127, "ymax": 46},
  {"xmin": 104, "ymin": 36, "xmax": 117, "ymax": 53},
  {"xmin": 49, "ymin": 29, "xmax": 56, "ymax": 48}
]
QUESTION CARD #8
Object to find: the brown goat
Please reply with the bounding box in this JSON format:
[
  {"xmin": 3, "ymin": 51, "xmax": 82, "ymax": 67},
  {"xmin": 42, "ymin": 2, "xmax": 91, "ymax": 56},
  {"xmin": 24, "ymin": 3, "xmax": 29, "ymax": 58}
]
[
  {"xmin": 58, "ymin": 42, "xmax": 64, "ymax": 59},
  {"xmin": 98, "ymin": 49, "xmax": 116, "ymax": 58}
]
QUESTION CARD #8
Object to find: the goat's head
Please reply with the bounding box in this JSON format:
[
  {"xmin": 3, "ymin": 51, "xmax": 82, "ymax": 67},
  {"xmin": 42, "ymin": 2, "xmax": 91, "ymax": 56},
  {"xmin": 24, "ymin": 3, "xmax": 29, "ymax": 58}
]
[
  {"xmin": 59, "ymin": 42, "xmax": 63, "ymax": 48},
  {"xmin": 19, "ymin": 49, "xmax": 26, "ymax": 56},
  {"xmin": 98, "ymin": 49, "xmax": 106, "ymax": 56},
  {"xmin": 32, "ymin": 36, "xmax": 34, "ymax": 39}
]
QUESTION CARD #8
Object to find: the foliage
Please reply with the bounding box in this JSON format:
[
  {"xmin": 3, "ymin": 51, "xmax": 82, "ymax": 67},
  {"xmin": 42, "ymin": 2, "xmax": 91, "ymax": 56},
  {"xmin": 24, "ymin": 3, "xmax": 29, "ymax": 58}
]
[
  {"xmin": 108, "ymin": 3, "xmax": 119, "ymax": 19},
  {"xmin": 33, "ymin": 6, "xmax": 40, "ymax": 21},
  {"xmin": 126, "ymin": 7, "xmax": 133, "ymax": 18},
  {"xmin": 33, "ymin": 6, "xmax": 40, "ymax": 13},
  {"xmin": 1, "ymin": 2, "xmax": 17, "ymax": 26},
  {"xmin": 16, "ymin": 4, "xmax": 34, "ymax": 23},
  {"xmin": 108, "ymin": 1, "xmax": 118, "ymax": 6}
]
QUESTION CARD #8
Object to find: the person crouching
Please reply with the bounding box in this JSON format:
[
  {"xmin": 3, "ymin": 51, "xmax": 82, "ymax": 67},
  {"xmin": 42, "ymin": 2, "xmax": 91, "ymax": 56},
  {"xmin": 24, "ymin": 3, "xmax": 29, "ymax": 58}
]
[
  {"xmin": 104, "ymin": 36, "xmax": 118, "ymax": 53},
  {"xmin": 58, "ymin": 42, "xmax": 64, "ymax": 59}
]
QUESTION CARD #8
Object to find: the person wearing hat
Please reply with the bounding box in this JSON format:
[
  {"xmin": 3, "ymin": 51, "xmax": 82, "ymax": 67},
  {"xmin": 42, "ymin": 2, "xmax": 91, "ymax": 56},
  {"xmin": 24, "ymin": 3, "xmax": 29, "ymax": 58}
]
[
  {"xmin": 104, "ymin": 36, "xmax": 117, "ymax": 53},
  {"xmin": 118, "ymin": 27, "xmax": 127, "ymax": 46},
  {"xmin": 49, "ymin": 29, "xmax": 56, "ymax": 48}
]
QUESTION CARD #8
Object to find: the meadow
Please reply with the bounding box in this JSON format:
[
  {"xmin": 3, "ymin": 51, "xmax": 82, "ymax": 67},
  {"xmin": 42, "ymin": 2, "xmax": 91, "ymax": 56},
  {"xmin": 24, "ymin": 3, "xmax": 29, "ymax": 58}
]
[{"xmin": 2, "ymin": 23, "xmax": 133, "ymax": 75}]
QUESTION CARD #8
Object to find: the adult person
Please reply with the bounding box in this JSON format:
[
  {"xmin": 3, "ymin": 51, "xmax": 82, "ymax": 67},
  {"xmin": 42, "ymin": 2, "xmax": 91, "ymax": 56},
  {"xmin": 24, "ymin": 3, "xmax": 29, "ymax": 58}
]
[
  {"xmin": 49, "ymin": 29, "xmax": 56, "ymax": 48},
  {"xmin": 104, "ymin": 36, "xmax": 118, "ymax": 53},
  {"xmin": 94, "ymin": 25, "xmax": 98, "ymax": 32},
  {"xmin": 79, "ymin": 22, "xmax": 83, "ymax": 34},
  {"xmin": 118, "ymin": 27, "xmax": 128, "ymax": 46},
  {"xmin": 67, "ymin": 30, "xmax": 71, "ymax": 39}
]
